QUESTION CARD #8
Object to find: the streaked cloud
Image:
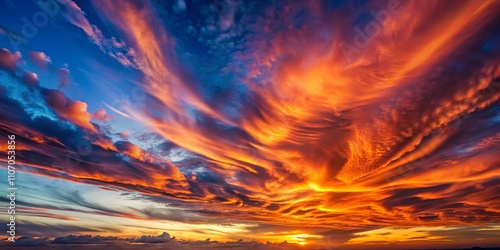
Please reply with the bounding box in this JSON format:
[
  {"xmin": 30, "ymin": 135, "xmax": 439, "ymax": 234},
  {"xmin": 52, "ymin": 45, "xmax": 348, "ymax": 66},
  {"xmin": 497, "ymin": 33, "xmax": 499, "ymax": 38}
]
[{"xmin": 0, "ymin": 0, "xmax": 499, "ymax": 248}]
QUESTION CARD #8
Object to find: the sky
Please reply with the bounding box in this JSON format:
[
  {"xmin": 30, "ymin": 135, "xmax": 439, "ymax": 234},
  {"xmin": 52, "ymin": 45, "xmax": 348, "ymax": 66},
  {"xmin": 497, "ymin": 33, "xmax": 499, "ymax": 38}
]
[{"xmin": 0, "ymin": 0, "xmax": 499, "ymax": 249}]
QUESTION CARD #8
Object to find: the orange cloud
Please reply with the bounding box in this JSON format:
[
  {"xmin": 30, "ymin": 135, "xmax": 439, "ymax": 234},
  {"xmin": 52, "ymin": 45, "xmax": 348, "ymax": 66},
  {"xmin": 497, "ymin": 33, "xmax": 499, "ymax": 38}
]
[
  {"xmin": 1, "ymin": 1, "xmax": 499, "ymax": 246},
  {"xmin": 42, "ymin": 89, "xmax": 97, "ymax": 132},
  {"xmin": 115, "ymin": 141, "xmax": 147, "ymax": 162},
  {"xmin": 82, "ymin": 0, "xmax": 500, "ymax": 234},
  {"xmin": 96, "ymin": 0, "xmax": 500, "ymax": 232}
]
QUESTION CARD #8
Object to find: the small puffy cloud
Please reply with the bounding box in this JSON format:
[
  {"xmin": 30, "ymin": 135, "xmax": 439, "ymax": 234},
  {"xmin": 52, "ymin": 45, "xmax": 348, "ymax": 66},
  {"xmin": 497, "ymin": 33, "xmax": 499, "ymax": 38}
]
[
  {"xmin": 22, "ymin": 70, "xmax": 40, "ymax": 86},
  {"xmin": 0, "ymin": 48, "xmax": 21, "ymax": 72},
  {"xmin": 118, "ymin": 131, "xmax": 129, "ymax": 139},
  {"xmin": 13, "ymin": 50, "xmax": 71, "ymax": 88},
  {"xmin": 173, "ymin": 0, "xmax": 186, "ymax": 12},
  {"xmin": 41, "ymin": 88, "xmax": 96, "ymax": 132},
  {"xmin": 217, "ymin": 1, "xmax": 236, "ymax": 31},
  {"xmin": 55, "ymin": 67, "xmax": 71, "ymax": 88},
  {"xmin": 29, "ymin": 51, "xmax": 52, "ymax": 69},
  {"xmin": 93, "ymin": 108, "xmax": 113, "ymax": 122}
]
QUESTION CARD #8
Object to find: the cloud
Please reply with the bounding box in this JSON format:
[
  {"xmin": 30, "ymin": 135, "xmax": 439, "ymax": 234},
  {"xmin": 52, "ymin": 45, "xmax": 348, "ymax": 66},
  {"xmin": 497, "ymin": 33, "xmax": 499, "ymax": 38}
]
[
  {"xmin": 173, "ymin": 0, "xmax": 186, "ymax": 12},
  {"xmin": 129, "ymin": 232, "xmax": 172, "ymax": 243},
  {"xmin": 58, "ymin": 0, "xmax": 103, "ymax": 46},
  {"xmin": 216, "ymin": 0, "xmax": 237, "ymax": 31},
  {"xmin": 0, "ymin": 48, "xmax": 20, "ymax": 72},
  {"xmin": 53, "ymin": 235, "xmax": 120, "ymax": 244},
  {"xmin": 87, "ymin": 0, "xmax": 500, "ymax": 231},
  {"xmin": 26, "ymin": 50, "xmax": 70, "ymax": 87},
  {"xmin": 114, "ymin": 140, "xmax": 152, "ymax": 162},
  {"xmin": 93, "ymin": 108, "xmax": 112, "ymax": 122},
  {"xmin": 1, "ymin": 221, "xmax": 114, "ymax": 238},
  {"xmin": 118, "ymin": 131, "xmax": 129, "ymax": 139},
  {"xmin": 28, "ymin": 51, "xmax": 52, "ymax": 69},
  {"xmin": 21, "ymin": 70, "xmax": 39, "ymax": 86},
  {"xmin": 58, "ymin": 0, "xmax": 139, "ymax": 68},
  {"xmin": 1, "ymin": 232, "xmax": 300, "ymax": 249},
  {"xmin": 3, "ymin": 236, "xmax": 51, "ymax": 247},
  {"xmin": 55, "ymin": 67, "xmax": 71, "ymax": 88},
  {"xmin": 41, "ymin": 88, "xmax": 96, "ymax": 131},
  {"xmin": 1, "ymin": 1, "xmax": 500, "ymax": 247},
  {"xmin": 0, "ymin": 84, "xmax": 189, "ymax": 198}
]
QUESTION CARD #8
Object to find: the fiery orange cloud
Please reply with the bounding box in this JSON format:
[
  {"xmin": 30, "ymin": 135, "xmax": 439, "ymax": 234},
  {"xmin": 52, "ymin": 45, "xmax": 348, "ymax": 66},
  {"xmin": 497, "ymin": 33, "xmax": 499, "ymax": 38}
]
[
  {"xmin": 80, "ymin": 0, "xmax": 500, "ymax": 234},
  {"xmin": 0, "ymin": 0, "xmax": 499, "ymax": 247},
  {"xmin": 42, "ymin": 89, "xmax": 97, "ymax": 132},
  {"xmin": 81, "ymin": 1, "xmax": 500, "ymax": 232}
]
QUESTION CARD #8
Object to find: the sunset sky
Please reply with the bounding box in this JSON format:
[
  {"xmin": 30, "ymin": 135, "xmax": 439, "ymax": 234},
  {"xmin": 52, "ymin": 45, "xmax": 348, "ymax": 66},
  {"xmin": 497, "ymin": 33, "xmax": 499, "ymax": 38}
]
[{"xmin": 0, "ymin": 0, "xmax": 499, "ymax": 249}]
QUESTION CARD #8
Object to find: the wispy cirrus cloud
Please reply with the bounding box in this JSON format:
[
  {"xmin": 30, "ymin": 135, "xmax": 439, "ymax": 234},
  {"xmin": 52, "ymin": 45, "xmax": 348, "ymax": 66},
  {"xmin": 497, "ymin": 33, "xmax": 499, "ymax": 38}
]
[{"xmin": 57, "ymin": 0, "xmax": 139, "ymax": 68}]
